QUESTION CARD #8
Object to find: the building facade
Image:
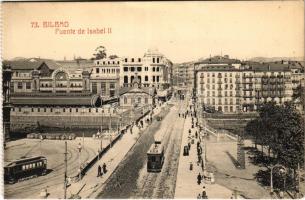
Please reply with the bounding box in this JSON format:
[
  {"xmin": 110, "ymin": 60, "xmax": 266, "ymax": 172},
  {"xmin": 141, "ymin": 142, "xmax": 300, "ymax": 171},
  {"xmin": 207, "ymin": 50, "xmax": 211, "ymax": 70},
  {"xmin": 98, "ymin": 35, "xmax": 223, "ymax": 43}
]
[
  {"xmin": 91, "ymin": 58, "xmax": 120, "ymax": 97},
  {"xmin": 195, "ymin": 58, "xmax": 296, "ymax": 113},
  {"xmin": 120, "ymin": 49, "xmax": 172, "ymax": 90},
  {"xmin": 196, "ymin": 65, "xmax": 241, "ymax": 113}
]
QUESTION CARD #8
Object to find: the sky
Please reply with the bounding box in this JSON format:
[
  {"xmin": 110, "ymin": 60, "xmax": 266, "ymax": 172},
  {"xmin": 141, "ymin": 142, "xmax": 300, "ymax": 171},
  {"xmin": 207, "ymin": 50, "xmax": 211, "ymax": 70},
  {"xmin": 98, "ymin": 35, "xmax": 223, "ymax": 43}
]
[{"xmin": 2, "ymin": 1, "xmax": 304, "ymax": 63}]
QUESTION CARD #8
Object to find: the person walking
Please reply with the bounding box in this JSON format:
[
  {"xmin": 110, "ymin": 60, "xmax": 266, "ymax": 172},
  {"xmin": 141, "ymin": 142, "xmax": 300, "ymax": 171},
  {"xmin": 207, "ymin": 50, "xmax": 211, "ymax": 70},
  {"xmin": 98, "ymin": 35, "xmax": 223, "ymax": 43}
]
[
  {"xmin": 97, "ymin": 165, "xmax": 102, "ymax": 177},
  {"xmin": 197, "ymin": 173, "xmax": 202, "ymax": 185},
  {"xmin": 102, "ymin": 163, "xmax": 107, "ymax": 174},
  {"xmin": 202, "ymin": 186, "xmax": 207, "ymax": 199}
]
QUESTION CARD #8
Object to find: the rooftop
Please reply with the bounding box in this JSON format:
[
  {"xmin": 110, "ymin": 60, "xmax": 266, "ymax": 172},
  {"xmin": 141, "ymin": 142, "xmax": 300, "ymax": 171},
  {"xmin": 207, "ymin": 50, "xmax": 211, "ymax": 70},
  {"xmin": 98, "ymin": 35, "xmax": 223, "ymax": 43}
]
[{"xmin": 3, "ymin": 58, "xmax": 61, "ymax": 70}]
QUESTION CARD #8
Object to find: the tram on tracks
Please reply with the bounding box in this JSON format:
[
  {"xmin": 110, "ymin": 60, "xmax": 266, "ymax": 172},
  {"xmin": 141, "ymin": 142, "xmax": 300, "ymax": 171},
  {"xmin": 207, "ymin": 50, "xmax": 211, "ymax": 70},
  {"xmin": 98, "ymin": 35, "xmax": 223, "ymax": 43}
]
[
  {"xmin": 147, "ymin": 140, "xmax": 164, "ymax": 172},
  {"xmin": 4, "ymin": 156, "xmax": 47, "ymax": 184}
]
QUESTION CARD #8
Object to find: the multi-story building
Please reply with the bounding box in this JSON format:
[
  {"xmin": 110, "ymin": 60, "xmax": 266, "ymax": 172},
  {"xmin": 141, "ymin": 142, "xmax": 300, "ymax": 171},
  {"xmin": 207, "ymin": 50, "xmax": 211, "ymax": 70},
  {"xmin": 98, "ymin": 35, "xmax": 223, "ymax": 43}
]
[
  {"xmin": 120, "ymin": 49, "xmax": 172, "ymax": 90},
  {"xmin": 195, "ymin": 58, "xmax": 295, "ymax": 113},
  {"xmin": 91, "ymin": 58, "xmax": 120, "ymax": 97},
  {"xmin": 4, "ymin": 58, "xmax": 91, "ymax": 94},
  {"xmin": 196, "ymin": 65, "xmax": 241, "ymax": 113}
]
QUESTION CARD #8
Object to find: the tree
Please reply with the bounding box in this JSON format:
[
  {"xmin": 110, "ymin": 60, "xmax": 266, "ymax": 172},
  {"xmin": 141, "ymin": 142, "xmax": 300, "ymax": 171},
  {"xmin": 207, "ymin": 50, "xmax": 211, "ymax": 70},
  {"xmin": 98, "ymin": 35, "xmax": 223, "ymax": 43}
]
[
  {"xmin": 93, "ymin": 46, "xmax": 107, "ymax": 60},
  {"xmin": 246, "ymin": 102, "xmax": 304, "ymax": 169},
  {"xmin": 109, "ymin": 55, "xmax": 119, "ymax": 59}
]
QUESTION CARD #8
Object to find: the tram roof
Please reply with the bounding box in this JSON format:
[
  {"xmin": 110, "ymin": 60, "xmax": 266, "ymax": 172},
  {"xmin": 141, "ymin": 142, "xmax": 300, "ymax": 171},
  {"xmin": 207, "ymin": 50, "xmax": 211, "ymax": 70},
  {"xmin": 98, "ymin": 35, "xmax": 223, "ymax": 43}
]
[
  {"xmin": 147, "ymin": 143, "xmax": 163, "ymax": 155},
  {"xmin": 5, "ymin": 156, "xmax": 46, "ymax": 167}
]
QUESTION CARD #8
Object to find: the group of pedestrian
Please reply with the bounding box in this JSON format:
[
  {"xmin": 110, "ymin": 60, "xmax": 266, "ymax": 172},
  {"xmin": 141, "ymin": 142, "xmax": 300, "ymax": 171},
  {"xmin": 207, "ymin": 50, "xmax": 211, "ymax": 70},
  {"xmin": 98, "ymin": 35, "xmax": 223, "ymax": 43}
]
[
  {"xmin": 197, "ymin": 186, "xmax": 208, "ymax": 199},
  {"xmin": 97, "ymin": 163, "xmax": 107, "ymax": 177}
]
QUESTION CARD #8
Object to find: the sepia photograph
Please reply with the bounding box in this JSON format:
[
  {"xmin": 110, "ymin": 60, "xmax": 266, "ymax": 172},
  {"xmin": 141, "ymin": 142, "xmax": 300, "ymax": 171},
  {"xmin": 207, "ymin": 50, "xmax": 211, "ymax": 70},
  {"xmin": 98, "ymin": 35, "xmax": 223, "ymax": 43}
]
[{"xmin": 1, "ymin": 1, "xmax": 304, "ymax": 199}]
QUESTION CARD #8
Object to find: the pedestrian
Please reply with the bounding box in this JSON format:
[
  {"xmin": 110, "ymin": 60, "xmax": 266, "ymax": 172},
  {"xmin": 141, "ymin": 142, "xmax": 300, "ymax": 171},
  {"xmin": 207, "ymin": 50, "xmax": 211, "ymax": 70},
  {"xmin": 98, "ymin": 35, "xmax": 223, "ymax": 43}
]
[
  {"xmin": 188, "ymin": 142, "xmax": 191, "ymax": 150},
  {"xmin": 202, "ymin": 186, "xmax": 207, "ymax": 199},
  {"xmin": 197, "ymin": 193, "xmax": 202, "ymax": 199},
  {"xmin": 103, "ymin": 163, "xmax": 107, "ymax": 174},
  {"xmin": 97, "ymin": 165, "xmax": 102, "ymax": 177},
  {"xmin": 195, "ymin": 131, "xmax": 198, "ymax": 138},
  {"xmin": 197, "ymin": 173, "xmax": 202, "ymax": 185}
]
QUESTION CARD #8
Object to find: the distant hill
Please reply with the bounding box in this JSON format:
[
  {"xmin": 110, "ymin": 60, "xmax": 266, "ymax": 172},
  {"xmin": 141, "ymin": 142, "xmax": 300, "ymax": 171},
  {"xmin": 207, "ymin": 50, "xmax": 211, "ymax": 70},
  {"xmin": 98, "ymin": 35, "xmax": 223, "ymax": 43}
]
[{"xmin": 249, "ymin": 57, "xmax": 304, "ymax": 63}]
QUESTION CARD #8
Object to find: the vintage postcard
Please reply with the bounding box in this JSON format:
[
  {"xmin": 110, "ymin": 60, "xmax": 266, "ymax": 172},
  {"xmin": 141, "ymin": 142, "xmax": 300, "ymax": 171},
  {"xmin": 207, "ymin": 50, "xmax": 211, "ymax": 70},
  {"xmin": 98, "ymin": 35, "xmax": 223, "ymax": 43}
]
[{"xmin": 1, "ymin": 1, "xmax": 304, "ymax": 199}]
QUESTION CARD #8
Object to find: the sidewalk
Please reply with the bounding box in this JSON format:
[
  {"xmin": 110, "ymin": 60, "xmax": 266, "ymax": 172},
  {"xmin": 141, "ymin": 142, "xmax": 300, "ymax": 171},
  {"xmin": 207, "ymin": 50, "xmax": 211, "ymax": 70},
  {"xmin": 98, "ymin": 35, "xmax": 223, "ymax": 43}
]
[
  {"xmin": 43, "ymin": 106, "xmax": 163, "ymax": 199},
  {"xmin": 175, "ymin": 108, "xmax": 232, "ymax": 199}
]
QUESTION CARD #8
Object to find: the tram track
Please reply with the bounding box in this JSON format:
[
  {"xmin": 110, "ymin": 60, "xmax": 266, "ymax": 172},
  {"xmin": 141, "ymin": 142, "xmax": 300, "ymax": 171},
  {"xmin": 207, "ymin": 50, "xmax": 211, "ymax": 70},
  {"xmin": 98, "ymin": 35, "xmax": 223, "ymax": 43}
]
[
  {"xmin": 132, "ymin": 101, "xmax": 186, "ymax": 198},
  {"xmin": 5, "ymin": 141, "xmax": 93, "ymax": 198}
]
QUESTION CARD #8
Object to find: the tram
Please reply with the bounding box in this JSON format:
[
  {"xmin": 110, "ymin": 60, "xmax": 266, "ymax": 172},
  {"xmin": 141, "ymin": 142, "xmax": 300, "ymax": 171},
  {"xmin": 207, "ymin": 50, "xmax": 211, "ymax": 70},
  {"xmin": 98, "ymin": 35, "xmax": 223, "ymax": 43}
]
[
  {"xmin": 147, "ymin": 140, "xmax": 164, "ymax": 172},
  {"xmin": 4, "ymin": 156, "xmax": 47, "ymax": 184}
]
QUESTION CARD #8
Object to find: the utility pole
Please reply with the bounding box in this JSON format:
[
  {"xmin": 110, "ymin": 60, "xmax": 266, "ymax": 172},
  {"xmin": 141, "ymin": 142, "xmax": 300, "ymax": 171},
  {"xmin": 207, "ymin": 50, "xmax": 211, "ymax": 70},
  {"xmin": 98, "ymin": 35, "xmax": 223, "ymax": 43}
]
[{"xmin": 64, "ymin": 141, "xmax": 67, "ymax": 199}]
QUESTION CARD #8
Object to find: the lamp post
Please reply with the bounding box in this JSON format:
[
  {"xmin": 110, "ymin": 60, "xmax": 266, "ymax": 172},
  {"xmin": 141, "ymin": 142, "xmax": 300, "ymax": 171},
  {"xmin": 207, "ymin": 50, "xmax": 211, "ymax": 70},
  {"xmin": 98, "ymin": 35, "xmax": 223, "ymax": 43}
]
[{"xmin": 77, "ymin": 142, "xmax": 82, "ymax": 181}]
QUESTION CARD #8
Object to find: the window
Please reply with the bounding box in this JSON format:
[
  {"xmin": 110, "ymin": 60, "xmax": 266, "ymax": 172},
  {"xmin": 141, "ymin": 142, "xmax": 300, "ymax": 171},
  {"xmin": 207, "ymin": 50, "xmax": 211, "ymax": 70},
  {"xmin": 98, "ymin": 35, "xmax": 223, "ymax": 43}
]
[
  {"xmin": 130, "ymin": 67, "xmax": 135, "ymax": 72},
  {"xmin": 110, "ymin": 83, "xmax": 115, "ymax": 89},
  {"xmin": 44, "ymin": 108, "xmax": 46, "ymax": 112},
  {"xmin": 153, "ymin": 58, "xmax": 155, "ymax": 63},
  {"xmin": 125, "ymin": 58, "xmax": 128, "ymax": 62},
  {"xmin": 156, "ymin": 76, "xmax": 160, "ymax": 82},
  {"xmin": 153, "ymin": 67, "xmax": 155, "ymax": 72},
  {"xmin": 76, "ymin": 108, "xmax": 78, "ymax": 112},
  {"xmin": 101, "ymin": 82, "xmax": 106, "ymax": 96},
  {"xmin": 145, "ymin": 76, "xmax": 148, "ymax": 81},
  {"xmin": 92, "ymin": 82, "xmax": 97, "ymax": 94},
  {"xmin": 131, "ymin": 58, "xmax": 134, "ymax": 62},
  {"xmin": 156, "ymin": 67, "xmax": 160, "ymax": 72},
  {"xmin": 17, "ymin": 82, "xmax": 23, "ymax": 89},
  {"xmin": 50, "ymin": 108, "xmax": 53, "ymax": 112},
  {"xmin": 38, "ymin": 108, "xmax": 40, "ymax": 112},
  {"xmin": 124, "ymin": 76, "xmax": 128, "ymax": 84},
  {"xmin": 138, "ymin": 58, "xmax": 141, "ymax": 62},
  {"xmin": 157, "ymin": 58, "xmax": 160, "ymax": 63},
  {"xmin": 63, "ymin": 108, "xmax": 65, "ymax": 112},
  {"xmin": 124, "ymin": 67, "xmax": 128, "ymax": 72},
  {"xmin": 110, "ymin": 90, "xmax": 115, "ymax": 97},
  {"xmin": 26, "ymin": 82, "xmax": 31, "ymax": 89},
  {"xmin": 69, "ymin": 108, "xmax": 72, "ymax": 112},
  {"xmin": 96, "ymin": 68, "xmax": 100, "ymax": 73},
  {"xmin": 145, "ymin": 67, "xmax": 148, "ymax": 71},
  {"xmin": 137, "ymin": 67, "xmax": 142, "ymax": 72},
  {"xmin": 145, "ymin": 98, "xmax": 148, "ymax": 104},
  {"xmin": 138, "ymin": 97, "xmax": 141, "ymax": 103},
  {"xmin": 153, "ymin": 76, "xmax": 155, "ymax": 82},
  {"xmin": 124, "ymin": 97, "xmax": 127, "ymax": 104}
]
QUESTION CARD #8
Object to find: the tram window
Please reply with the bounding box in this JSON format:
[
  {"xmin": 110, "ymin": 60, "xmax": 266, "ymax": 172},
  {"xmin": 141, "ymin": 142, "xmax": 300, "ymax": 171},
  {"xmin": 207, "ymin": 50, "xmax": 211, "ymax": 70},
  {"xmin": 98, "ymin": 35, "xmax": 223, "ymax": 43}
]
[
  {"xmin": 151, "ymin": 157, "xmax": 156, "ymax": 162},
  {"xmin": 33, "ymin": 163, "xmax": 36, "ymax": 168},
  {"xmin": 155, "ymin": 156, "xmax": 159, "ymax": 162},
  {"xmin": 22, "ymin": 165, "xmax": 26, "ymax": 170}
]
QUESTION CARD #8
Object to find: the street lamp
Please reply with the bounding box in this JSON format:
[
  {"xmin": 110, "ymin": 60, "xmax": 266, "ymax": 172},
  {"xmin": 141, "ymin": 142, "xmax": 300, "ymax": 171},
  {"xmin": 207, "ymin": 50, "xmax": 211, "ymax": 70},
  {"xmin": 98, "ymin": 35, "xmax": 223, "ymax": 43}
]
[{"xmin": 77, "ymin": 142, "xmax": 82, "ymax": 181}]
